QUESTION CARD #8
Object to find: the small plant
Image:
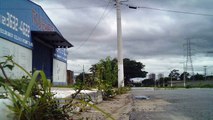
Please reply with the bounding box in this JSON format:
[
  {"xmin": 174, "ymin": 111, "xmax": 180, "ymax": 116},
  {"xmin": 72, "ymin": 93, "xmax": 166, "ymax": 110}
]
[
  {"xmin": 115, "ymin": 87, "xmax": 131, "ymax": 95},
  {"xmin": 0, "ymin": 56, "xmax": 115, "ymax": 120},
  {"xmin": 0, "ymin": 56, "xmax": 69, "ymax": 120}
]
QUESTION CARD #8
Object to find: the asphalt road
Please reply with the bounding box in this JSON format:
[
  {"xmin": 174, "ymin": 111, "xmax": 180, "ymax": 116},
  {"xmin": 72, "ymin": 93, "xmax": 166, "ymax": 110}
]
[{"xmin": 130, "ymin": 88, "xmax": 213, "ymax": 120}]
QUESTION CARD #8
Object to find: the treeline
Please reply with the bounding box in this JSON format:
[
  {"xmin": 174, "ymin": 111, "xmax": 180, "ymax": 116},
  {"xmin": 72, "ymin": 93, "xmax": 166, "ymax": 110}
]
[{"xmin": 76, "ymin": 57, "xmax": 148, "ymax": 87}]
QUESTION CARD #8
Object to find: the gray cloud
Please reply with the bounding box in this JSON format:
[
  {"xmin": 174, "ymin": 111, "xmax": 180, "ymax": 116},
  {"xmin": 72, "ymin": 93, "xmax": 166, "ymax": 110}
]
[{"xmin": 32, "ymin": 0, "xmax": 213, "ymax": 75}]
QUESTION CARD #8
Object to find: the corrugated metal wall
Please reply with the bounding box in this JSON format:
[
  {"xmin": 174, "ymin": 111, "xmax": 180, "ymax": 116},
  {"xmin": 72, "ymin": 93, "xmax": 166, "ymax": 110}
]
[{"xmin": 32, "ymin": 40, "xmax": 53, "ymax": 80}]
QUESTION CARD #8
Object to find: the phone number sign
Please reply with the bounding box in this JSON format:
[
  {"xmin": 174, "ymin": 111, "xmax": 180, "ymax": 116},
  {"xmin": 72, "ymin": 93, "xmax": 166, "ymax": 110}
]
[
  {"xmin": 0, "ymin": 0, "xmax": 68, "ymax": 62},
  {"xmin": 0, "ymin": 11, "xmax": 32, "ymax": 48}
]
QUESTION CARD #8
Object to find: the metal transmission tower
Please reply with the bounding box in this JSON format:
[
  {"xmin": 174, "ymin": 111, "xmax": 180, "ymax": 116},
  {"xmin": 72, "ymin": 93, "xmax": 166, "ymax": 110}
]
[{"xmin": 185, "ymin": 39, "xmax": 195, "ymax": 80}]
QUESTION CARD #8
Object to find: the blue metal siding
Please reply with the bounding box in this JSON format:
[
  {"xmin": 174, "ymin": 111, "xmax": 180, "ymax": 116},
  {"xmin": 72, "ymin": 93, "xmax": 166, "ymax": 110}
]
[
  {"xmin": 0, "ymin": 0, "xmax": 68, "ymax": 62},
  {"xmin": 32, "ymin": 40, "xmax": 53, "ymax": 80}
]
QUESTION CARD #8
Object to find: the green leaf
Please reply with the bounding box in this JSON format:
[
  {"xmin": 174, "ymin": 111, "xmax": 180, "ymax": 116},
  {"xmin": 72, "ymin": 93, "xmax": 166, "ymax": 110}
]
[
  {"xmin": 0, "ymin": 82, "xmax": 29, "ymax": 119},
  {"xmin": 39, "ymin": 71, "xmax": 50, "ymax": 93},
  {"xmin": 4, "ymin": 64, "xmax": 14, "ymax": 70},
  {"xmin": 24, "ymin": 70, "xmax": 40, "ymax": 102},
  {"xmin": 3, "ymin": 56, "xmax": 13, "ymax": 61}
]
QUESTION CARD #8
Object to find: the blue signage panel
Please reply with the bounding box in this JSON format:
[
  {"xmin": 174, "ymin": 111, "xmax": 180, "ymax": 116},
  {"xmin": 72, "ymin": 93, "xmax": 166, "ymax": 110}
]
[
  {"xmin": 54, "ymin": 48, "xmax": 68, "ymax": 63},
  {"xmin": 0, "ymin": 0, "xmax": 68, "ymax": 62}
]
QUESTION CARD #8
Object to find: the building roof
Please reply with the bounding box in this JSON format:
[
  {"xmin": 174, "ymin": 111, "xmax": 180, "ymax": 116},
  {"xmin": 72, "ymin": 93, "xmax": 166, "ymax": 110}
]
[{"xmin": 31, "ymin": 31, "xmax": 73, "ymax": 48}]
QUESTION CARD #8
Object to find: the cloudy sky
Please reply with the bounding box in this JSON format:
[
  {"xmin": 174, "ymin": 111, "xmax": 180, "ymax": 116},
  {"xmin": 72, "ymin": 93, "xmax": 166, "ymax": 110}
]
[{"xmin": 32, "ymin": 0, "xmax": 213, "ymax": 77}]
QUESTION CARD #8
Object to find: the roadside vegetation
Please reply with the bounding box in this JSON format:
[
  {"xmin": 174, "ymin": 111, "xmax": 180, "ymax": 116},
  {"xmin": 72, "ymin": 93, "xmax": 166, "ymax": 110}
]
[
  {"xmin": 1, "ymin": 54, "xmax": 212, "ymax": 119},
  {"xmin": 0, "ymin": 56, "xmax": 133, "ymax": 120},
  {"xmin": 75, "ymin": 56, "xmax": 131, "ymax": 99},
  {"xmin": 0, "ymin": 56, "xmax": 118, "ymax": 120}
]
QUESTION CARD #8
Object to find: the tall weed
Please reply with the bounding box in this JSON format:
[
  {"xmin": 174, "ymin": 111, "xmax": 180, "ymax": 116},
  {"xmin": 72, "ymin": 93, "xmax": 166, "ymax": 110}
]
[{"xmin": 0, "ymin": 56, "xmax": 115, "ymax": 120}]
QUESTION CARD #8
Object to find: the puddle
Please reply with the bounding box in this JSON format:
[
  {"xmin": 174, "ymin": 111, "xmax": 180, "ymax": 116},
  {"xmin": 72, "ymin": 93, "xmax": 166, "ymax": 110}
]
[{"xmin": 134, "ymin": 96, "xmax": 150, "ymax": 100}]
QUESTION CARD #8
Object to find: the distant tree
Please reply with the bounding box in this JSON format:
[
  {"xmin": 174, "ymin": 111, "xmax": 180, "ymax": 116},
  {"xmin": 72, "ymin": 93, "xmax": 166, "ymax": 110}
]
[
  {"xmin": 90, "ymin": 57, "xmax": 148, "ymax": 86},
  {"xmin": 179, "ymin": 72, "xmax": 190, "ymax": 80},
  {"xmin": 142, "ymin": 79, "xmax": 154, "ymax": 87},
  {"xmin": 169, "ymin": 69, "xmax": 180, "ymax": 80},
  {"xmin": 158, "ymin": 78, "xmax": 165, "ymax": 87},
  {"xmin": 191, "ymin": 73, "xmax": 204, "ymax": 80},
  {"xmin": 161, "ymin": 77, "xmax": 170, "ymax": 87},
  {"xmin": 123, "ymin": 58, "xmax": 148, "ymax": 85},
  {"xmin": 207, "ymin": 75, "xmax": 213, "ymax": 80}
]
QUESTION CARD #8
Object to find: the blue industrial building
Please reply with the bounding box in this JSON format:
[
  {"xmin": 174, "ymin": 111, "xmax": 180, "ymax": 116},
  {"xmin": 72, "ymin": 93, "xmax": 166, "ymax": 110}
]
[{"xmin": 0, "ymin": 0, "xmax": 73, "ymax": 85}]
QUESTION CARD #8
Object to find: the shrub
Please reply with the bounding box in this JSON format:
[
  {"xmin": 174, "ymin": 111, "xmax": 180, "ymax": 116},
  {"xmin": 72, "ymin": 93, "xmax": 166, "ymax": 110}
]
[
  {"xmin": 115, "ymin": 87, "xmax": 130, "ymax": 95},
  {"xmin": 185, "ymin": 85, "xmax": 192, "ymax": 89},
  {"xmin": 0, "ymin": 56, "xmax": 115, "ymax": 120},
  {"xmin": 200, "ymin": 84, "xmax": 213, "ymax": 88}
]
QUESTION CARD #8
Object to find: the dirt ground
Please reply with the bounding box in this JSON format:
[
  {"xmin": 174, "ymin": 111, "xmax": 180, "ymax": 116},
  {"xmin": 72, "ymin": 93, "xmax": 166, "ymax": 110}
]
[
  {"xmin": 71, "ymin": 92, "xmax": 170, "ymax": 120},
  {"xmin": 71, "ymin": 92, "xmax": 133, "ymax": 120}
]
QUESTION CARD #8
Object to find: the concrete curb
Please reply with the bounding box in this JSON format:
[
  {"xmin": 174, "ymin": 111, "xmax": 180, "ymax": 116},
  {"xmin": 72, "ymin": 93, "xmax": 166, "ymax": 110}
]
[{"xmin": 51, "ymin": 88, "xmax": 103, "ymax": 104}]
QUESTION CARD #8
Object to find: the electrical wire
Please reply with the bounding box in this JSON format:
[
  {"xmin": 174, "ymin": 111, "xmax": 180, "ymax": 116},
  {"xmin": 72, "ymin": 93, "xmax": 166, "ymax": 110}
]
[
  {"xmin": 0, "ymin": 5, "xmax": 111, "ymax": 10},
  {"xmin": 73, "ymin": 0, "xmax": 113, "ymax": 50},
  {"xmin": 121, "ymin": 3, "xmax": 213, "ymax": 17},
  {"xmin": 42, "ymin": 5, "xmax": 111, "ymax": 10},
  {"xmin": 3, "ymin": 1, "xmax": 213, "ymax": 17},
  {"xmin": 31, "ymin": 0, "xmax": 114, "ymax": 10},
  {"xmin": 138, "ymin": 6, "xmax": 213, "ymax": 17}
]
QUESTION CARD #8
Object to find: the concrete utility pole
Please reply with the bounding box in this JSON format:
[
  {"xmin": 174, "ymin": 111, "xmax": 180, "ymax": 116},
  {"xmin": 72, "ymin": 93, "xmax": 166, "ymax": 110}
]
[
  {"xmin": 180, "ymin": 62, "xmax": 186, "ymax": 87},
  {"xmin": 204, "ymin": 66, "xmax": 207, "ymax": 81},
  {"xmin": 83, "ymin": 65, "xmax": 85, "ymax": 82},
  {"xmin": 163, "ymin": 77, "xmax": 165, "ymax": 87},
  {"xmin": 183, "ymin": 62, "xmax": 186, "ymax": 87},
  {"xmin": 116, "ymin": 0, "xmax": 124, "ymax": 87}
]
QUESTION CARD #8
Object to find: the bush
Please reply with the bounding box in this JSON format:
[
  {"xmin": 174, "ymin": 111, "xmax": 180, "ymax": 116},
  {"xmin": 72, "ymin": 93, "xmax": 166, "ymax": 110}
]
[
  {"xmin": 115, "ymin": 87, "xmax": 130, "ymax": 95},
  {"xmin": 132, "ymin": 83, "xmax": 142, "ymax": 87},
  {"xmin": 200, "ymin": 84, "xmax": 213, "ymax": 88},
  {"xmin": 185, "ymin": 85, "xmax": 192, "ymax": 89}
]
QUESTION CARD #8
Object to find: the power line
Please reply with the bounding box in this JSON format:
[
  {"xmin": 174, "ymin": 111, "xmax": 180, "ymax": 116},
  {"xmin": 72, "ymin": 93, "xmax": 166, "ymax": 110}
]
[
  {"xmin": 121, "ymin": 3, "xmax": 213, "ymax": 17},
  {"xmin": 0, "ymin": 5, "xmax": 109, "ymax": 10},
  {"xmin": 138, "ymin": 6, "xmax": 213, "ymax": 17},
  {"xmin": 3, "ymin": 1, "xmax": 213, "ymax": 17},
  {"xmin": 42, "ymin": 5, "xmax": 111, "ymax": 10},
  {"xmin": 74, "ymin": 0, "xmax": 113, "ymax": 50},
  {"xmin": 31, "ymin": 0, "xmax": 114, "ymax": 10}
]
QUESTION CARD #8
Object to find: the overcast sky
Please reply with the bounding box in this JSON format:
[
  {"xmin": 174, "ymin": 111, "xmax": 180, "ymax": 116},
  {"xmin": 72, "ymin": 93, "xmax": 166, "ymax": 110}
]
[{"xmin": 32, "ymin": 0, "xmax": 213, "ymax": 77}]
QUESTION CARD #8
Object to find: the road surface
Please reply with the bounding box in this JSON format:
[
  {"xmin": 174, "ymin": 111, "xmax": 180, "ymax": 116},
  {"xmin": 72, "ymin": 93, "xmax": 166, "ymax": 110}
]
[{"xmin": 130, "ymin": 88, "xmax": 213, "ymax": 120}]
